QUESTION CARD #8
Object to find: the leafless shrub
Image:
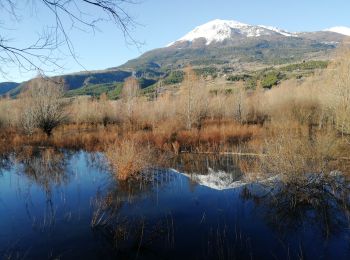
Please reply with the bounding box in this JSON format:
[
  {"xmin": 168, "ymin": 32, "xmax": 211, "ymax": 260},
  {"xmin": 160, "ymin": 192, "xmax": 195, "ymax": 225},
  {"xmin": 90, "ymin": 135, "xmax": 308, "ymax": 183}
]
[
  {"xmin": 105, "ymin": 139, "xmax": 153, "ymax": 181},
  {"xmin": 69, "ymin": 95, "xmax": 118, "ymax": 125},
  {"xmin": 323, "ymin": 45, "xmax": 350, "ymax": 136},
  {"xmin": 0, "ymin": 98, "xmax": 11, "ymax": 128},
  {"xmin": 176, "ymin": 67, "xmax": 212, "ymax": 129},
  {"xmin": 261, "ymin": 125, "xmax": 340, "ymax": 182},
  {"xmin": 19, "ymin": 76, "xmax": 67, "ymax": 136}
]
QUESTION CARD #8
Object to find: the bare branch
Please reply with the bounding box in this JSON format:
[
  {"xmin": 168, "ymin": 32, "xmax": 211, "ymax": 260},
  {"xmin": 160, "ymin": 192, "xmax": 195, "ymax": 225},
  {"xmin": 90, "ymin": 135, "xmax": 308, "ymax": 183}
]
[{"xmin": 0, "ymin": 0, "xmax": 139, "ymax": 76}]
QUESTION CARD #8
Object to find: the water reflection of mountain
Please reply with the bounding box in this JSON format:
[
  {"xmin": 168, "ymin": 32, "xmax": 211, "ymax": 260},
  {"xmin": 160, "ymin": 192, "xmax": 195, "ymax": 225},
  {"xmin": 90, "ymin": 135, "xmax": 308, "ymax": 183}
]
[
  {"xmin": 2, "ymin": 150, "xmax": 350, "ymax": 259},
  {"xmin": 169, "ymin": 154, "xmax": 248, "ymax": 190},
  {"xmin": 173, "ymin": 168, "xmax": 246, "ymax": 190},
  {"xmin": 91, "ymin": 166, "xmax": 350, "ymax": 259}
]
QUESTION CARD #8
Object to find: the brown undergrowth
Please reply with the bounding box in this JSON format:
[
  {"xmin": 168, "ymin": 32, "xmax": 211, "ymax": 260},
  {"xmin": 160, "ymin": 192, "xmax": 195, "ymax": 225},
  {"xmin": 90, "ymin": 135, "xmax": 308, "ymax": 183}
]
[
  {"xmin": 1, "ymin": 120, "xmax": 262, "ymax": 181},
  {"xmin": 1, "ymin": 124, "xmax": 120, "ymax": 153},
  {"xmin": 2, "ymin": 46, "xmax": 350, "ymax": 181},
  {"xmin": 1, "ymin": 120, "xmax": 260, "ymax": 153}
]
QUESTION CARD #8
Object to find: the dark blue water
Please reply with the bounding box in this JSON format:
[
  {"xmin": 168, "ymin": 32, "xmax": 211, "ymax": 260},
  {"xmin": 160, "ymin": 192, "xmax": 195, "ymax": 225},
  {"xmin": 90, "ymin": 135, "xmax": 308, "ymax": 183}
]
[{"xmin": 0, "ymin": 150, "xmax": 350, "ymax": 259}]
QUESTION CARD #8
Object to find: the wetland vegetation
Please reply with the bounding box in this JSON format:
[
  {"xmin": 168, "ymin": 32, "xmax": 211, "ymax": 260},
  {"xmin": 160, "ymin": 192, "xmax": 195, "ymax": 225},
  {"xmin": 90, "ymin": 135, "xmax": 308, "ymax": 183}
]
[{"xmin": 1, "ymin": 28, "xmax": 350, "ymax": 260}]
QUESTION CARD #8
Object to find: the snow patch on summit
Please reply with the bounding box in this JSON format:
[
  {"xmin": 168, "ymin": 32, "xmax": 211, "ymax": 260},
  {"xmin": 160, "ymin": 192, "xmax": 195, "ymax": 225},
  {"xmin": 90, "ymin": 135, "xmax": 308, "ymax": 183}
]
[
  {"xmin": 167, "ymin": 19, "xmax": 350, "ymax": 47},
  {"xmin": 324, "ymin": 26, "xmax": 350, "ymax": 36},
  {"xmin": 258, "ymin": 25, "xmax": 297, "ymax": 37},
  {"xmin": 167, "ymin": 19, "xmax": 295, "ymax": 46}
]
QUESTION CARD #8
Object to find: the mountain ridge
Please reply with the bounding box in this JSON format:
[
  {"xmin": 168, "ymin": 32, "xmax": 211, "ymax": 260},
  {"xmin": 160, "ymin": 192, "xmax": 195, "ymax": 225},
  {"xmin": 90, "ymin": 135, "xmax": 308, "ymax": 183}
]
[
  {"xmin": 167, "ymin": 19, "xmax": 350, "ymax": 47},
  {"xmin": 167, "ymin": 19, "xmax": 298, "ymax": 46},
  {"xmin": 1, "ymin": 19, "xmax": 349, "ymax": 97},
  {"xmin": 325, "ymin": 26, "xmax": 350, "ymax": 36}
]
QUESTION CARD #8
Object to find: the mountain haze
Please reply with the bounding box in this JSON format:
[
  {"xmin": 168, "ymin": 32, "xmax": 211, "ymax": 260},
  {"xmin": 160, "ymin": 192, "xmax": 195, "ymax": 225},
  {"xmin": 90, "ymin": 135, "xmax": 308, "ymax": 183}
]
[{"xmin": 0, "ymin": 82, "xmax": 20, "ymax": 95}]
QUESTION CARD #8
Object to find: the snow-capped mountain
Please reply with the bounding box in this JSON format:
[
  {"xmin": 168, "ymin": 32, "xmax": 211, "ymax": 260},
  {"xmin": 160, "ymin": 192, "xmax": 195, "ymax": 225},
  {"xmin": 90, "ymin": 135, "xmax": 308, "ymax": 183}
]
[
  {"xmin": 5, "ymin": 20, "xmax": 349, "ymax": 96},
  {"xmin": 122, "ymin": 19, "xmax": 346, "ymax": 73},
  {"xmin": 168, "ymin": 19, "xmax": 297, "ymax": 46},
  {"xmin": 257, "ymin": 25, "xmax": 296, "ymax": 37},
  {"xmin": 167, "ymin": 19, "xmax": 350, "ymax": 47},
  {"xmin": 324, "ymin": 26, "xmax": 350, "ymax": 36}
]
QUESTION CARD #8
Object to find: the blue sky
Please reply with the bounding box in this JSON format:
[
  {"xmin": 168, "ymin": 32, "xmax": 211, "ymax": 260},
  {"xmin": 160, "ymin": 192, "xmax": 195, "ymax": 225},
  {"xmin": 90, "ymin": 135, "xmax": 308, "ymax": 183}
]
[{"xmin": 1, "ymin": 0, "xmax": 350, "ymax": 82}]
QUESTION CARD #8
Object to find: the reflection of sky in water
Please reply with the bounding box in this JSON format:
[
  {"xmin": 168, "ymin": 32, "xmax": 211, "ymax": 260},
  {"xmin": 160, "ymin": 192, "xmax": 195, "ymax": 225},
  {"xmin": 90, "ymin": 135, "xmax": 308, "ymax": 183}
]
[{"xmin": 0, "ymin": 151, "xmax": 349, "ymax": 259}]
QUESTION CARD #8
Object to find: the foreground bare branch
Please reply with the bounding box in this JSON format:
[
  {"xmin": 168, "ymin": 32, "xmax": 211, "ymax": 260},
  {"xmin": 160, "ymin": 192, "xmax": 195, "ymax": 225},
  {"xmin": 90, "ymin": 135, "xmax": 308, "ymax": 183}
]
[{"xmin": 0, "ymin": 0, "xmax": 138, "ymax": 74}]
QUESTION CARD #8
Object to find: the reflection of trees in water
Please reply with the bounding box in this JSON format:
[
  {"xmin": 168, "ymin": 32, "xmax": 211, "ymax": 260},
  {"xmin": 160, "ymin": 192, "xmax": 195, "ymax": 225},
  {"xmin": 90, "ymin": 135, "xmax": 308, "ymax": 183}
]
[
  {"xmin": 83, "ymin": 151, "xmax": 109, "ymax": 172},
  {"xmin": 89, "ymin": 155, "xmax": 255, "ymax": 255},
  {"xmin": 170, "ymin": 154, "xmax": 245, "ymax": 176},
  {"xmin": 0, "ymin": 153, "xmax": 14, "ymax": 173},
  {"xmin": 15, "ymin": 147, "xmax": 69, "ymax": 195},
  {"xmin": 7, "ymin": 147, "xmax": 71, "ymax": 232},
  {"xmin": 92, "ymin": 169, "xmax": 177, "ymax": 218},
  {"xmin": 90, "ymin": 166, "xmax": 256, "ymax": 259},
  {"xmin": 91, "ymin": 169, "xmax": 177, "ymax": 254},
  {"xmin": 241, "ymin": 174, "xmax": 350, "ymax": 238}
]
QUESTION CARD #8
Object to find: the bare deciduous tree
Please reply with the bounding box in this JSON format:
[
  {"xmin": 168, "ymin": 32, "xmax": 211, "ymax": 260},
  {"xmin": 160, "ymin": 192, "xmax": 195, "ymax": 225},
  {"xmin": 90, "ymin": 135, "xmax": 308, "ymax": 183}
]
[
  {"xmin": 0, "ymin": 0, "xmax": 138, "ymax": 75},
  {"xmin": 317, "ymin": 44, "xmax": 350, "ymax": 138},
  {"xmin": 20, "ymin": 76, "xmax": 67, "ymax": 136},
  {"xmin": 330, "ymin": 47, "xmax": 350, "ymax": 136},
  {"xmin": 180, "ymin": 67, "xmax": 209, "ymax": 130},
  {"xmin": 121, "ymin": 77, "xmax": 139, "ymax": 125},
  {"xmin": 232, "ymin": 81, "xmax": 247, "ymax": 123}
]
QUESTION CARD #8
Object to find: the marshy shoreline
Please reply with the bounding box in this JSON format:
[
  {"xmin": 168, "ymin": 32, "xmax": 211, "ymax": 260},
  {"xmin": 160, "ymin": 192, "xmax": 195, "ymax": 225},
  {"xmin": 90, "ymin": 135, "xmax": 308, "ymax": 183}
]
[
  {"xmin": 1, "ymin": 48, "xmax": 350, "ymax": 260},
  {"xmin": 1, "ymin": 149, "xmax": 350, "ymax": 259}
]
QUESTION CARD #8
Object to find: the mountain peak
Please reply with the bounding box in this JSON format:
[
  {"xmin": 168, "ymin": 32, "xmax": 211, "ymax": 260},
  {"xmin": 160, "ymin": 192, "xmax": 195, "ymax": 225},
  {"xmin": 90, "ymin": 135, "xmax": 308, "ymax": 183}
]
[
  {"xmin": 167, "ymin": 19, "xmax": 296, "ymax": 46},
  {"xmin": 324, "ymin": 26, "xmax": 350, "ymax": 36}
]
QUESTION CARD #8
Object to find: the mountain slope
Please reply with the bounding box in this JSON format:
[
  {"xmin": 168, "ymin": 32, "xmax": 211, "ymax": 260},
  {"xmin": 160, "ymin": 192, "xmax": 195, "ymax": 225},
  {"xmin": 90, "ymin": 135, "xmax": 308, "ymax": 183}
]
[
  {"xmin": 121, "ymin": 19, "xmax": 346, "ymax": 71},
  {"xmin": 1, "ymin": 19, "xmax": 349, "ymax": 98},
  {"xmin": 6, "ymin": 69, "xmax": 134, "ymax": 97},
  {"xmin": 123, "ymin": 34, "xmax": 343, "ymax": 71},
  {"xmin": 0, "ymin": 82, "xmax": 20, "ymax": 95}
]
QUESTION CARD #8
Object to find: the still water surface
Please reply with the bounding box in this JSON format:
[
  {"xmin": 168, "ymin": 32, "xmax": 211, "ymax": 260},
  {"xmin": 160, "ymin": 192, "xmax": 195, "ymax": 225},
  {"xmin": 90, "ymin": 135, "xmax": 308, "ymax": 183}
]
[{"xmin": 0, "ymin": 150, "xmax": 349, "ymax": 259}]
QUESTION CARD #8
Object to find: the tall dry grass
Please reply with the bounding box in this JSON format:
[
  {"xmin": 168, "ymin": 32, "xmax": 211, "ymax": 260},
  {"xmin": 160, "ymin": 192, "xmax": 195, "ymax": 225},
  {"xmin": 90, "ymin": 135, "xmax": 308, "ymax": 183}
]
[
  {"xmin": 261, "ymin": 125, "xmax": 341, "ymax": 182},
  {"xmin": 0, "ymin": 97, "xmax": 21, "ymax": 128},
  {"xmin": 322, "ymin": 45, "xmax": 350, "ymax": 136},
  {"xmin": 68, "ymin": 95, "xmax": 119, "ymax": 125},
  {"xmin": 0, "ymin": 45, "xmax": 349, "ymax": 181},
  {"xmin": 105, "ymin": 139, "xmax": 154, "ymax": 181}
]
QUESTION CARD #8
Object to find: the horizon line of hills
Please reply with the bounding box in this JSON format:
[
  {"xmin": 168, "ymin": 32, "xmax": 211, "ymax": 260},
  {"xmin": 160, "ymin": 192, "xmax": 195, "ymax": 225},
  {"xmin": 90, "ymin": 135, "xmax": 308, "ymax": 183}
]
[{"xmin": 1, "ymin": 19, "xmax": 349, "ymax": 97}]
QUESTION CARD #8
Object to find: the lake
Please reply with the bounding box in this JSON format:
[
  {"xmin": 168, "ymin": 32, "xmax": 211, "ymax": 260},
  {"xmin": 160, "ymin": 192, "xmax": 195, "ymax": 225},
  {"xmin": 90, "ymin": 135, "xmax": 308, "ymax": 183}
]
[{"xmin": 0, "ymin": 149, "xmax": 350, "ymax": 259}]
